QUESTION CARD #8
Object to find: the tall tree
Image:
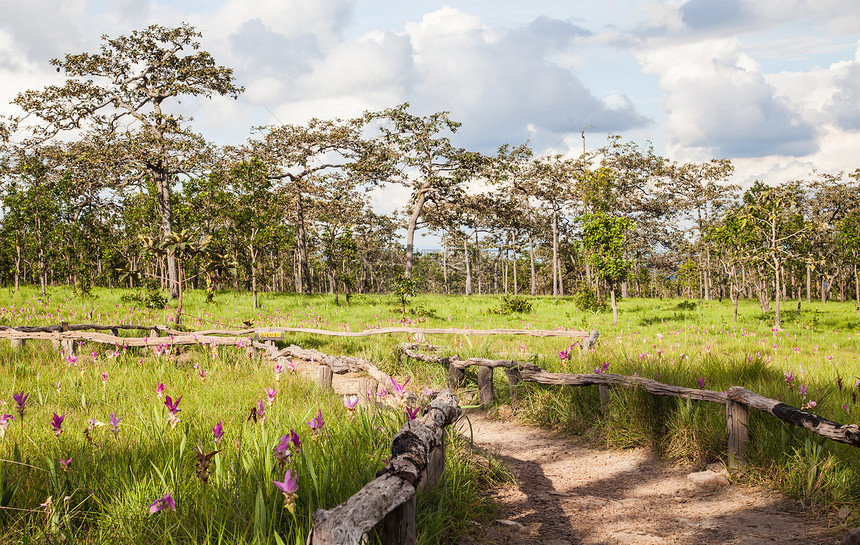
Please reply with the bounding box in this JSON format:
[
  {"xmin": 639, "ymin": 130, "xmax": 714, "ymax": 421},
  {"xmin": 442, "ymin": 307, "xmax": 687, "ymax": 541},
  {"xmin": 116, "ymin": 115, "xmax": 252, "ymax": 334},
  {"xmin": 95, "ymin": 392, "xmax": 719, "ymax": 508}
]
[
  {"xmin": 13, "ymin": 23, "xmax": 243, "ymax": 298},
  {"xmin": 372, "ymin": 103, "xmax": 484, "ymax": 277}
]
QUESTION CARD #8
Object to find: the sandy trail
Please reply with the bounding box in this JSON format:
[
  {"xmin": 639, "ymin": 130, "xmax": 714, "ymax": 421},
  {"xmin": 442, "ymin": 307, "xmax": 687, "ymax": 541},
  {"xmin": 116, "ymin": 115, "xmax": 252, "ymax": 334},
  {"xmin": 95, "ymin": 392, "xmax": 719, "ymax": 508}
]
[{"xmin": 456, "ymin": 410, "xmax": 842, "ymax": 545}]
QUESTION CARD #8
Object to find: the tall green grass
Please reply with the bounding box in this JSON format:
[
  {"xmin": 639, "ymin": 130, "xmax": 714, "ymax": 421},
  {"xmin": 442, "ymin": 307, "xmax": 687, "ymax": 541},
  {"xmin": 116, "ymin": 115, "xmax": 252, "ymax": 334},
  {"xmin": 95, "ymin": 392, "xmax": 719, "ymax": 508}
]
[{"xmin": 5, "ymin": 285, "xmax": 860, "ymax": 523}]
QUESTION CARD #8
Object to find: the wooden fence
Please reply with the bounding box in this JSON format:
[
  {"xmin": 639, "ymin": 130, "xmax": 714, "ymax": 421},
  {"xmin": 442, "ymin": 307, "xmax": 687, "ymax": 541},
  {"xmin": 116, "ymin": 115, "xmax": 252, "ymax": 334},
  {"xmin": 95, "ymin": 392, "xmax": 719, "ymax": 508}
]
[{"xmin": 399, "ymin": 343, "xmax": 860, "ymax": 468}]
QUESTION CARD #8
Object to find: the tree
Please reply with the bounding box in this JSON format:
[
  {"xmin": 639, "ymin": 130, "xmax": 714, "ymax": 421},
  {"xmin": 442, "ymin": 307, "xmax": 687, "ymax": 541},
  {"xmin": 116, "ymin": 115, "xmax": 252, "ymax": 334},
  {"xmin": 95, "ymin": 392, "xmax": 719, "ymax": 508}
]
[
  {"xmin": 372, "ymin": 103, "xmax": 485, "ymax": 277},
  {"xmin": 741, "ymin": 181, "xmax": 806, "ymax": 329},
  {"xmin": 249, "ymin": 116, "xmax": 387, "ymax": 293},
  {"xmin": 13, "ymin": 23, "xmax": 243, "ymax": 299},
  {"xmin": 581, "ymin": 212, "xmax": 634, "ymax": 326}
]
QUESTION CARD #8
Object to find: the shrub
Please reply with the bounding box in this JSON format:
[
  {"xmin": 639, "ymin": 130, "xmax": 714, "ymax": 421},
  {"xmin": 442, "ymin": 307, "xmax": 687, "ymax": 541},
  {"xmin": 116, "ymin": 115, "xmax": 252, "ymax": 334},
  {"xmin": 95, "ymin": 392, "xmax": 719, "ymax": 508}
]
[
  {"xmin": 489, "ymin": 295, "xmax": 533, "ymax": 315},
  {"xmin": 573, "ymin": 287, "xmax": 607, "ymax": 313}
]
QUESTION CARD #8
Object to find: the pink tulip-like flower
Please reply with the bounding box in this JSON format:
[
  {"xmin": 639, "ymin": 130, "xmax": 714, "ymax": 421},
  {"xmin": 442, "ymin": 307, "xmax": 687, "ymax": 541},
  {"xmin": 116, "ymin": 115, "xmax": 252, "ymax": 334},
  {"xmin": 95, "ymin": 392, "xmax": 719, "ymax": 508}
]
[
  {"xmin": 13, "ymin": 391, "xmax": 28, "ymax": 420},
  {"xmin": 213, "ymin": 421, "xmax": 224, "ymax": 446},
  {"xmin": 109, "ymin": 412, "xmax": 121, "ymax": 438},
  {"xmin": 390, "ymin": 377, "xmax": 410, "ymax": 398},
  {"xmin": 0, "ymin": 414, "xmax": 15, "ymax": 439},
  {"xmin": 343, "ymin": 394, "xmax": 359, "ymax": 411},
  {"xmin": 59, "ymin": 457, "xmax": 72, "ymax": 472},
  {"xmin": 273, "ymin": 469, "xmax": 299, "ymax": 512},
  {"xmin": 308, "ymin": 409, "xmax": 324, "ymax": 432},
  {"xmin": 256, "ymin": 401, "xmax": 266, "ymax": 422},
  {"xmin": 156, "ymin": 383, "xmax": 165, "ymax": 399},
  {"xmin": 273, "ymin": 434, "xmax": 292, "ymax": 464},
  {"xmin": 558, "ymin": 348, "xmax": 569, "ymax": 360},
  {"xmin": 165, "ymin": 395, "xmax": 182, "ymax": 429},
  {"xmin": 148, "ymin": 493, "xmax": 176, "ymax": 514},
  {"xmin": 799, "ymin": 384, "xmax": 808, "ymax": 397},
  {"xmin": 406, "ymin": 407, "xmax": 420, "ymax": 421},
  {"xmin": 55, "ymin": 382, "xmax": 62, "ymax": 394},
  {"xmin": 265, "ymin": 388, "xmax": 277, "ymax": 407},
  {"xmin": 51, "ymin": 413, "xmax": 65, "ymax": 438},
  {"xmin": 697, "ymin": 376, "xmax": 706, "ymax": 389},
  {"xmin": 274, "ymin": 363, "xmax": 283, "ymax": 382},
  {"xmin": 289, "ymin": 429, "xmax": 302, "ymax": 450},
  {"xmin": 101, "ymin": 372, "xmax": 108, "ymax": 384}
]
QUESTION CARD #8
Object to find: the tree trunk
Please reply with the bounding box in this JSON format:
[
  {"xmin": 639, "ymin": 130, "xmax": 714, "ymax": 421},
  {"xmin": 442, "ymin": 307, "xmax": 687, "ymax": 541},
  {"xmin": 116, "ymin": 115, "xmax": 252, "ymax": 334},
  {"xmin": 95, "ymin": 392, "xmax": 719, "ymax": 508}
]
[
  {"xmin": 855, "ymin": 263, "xmax": 859, "ymax": 317},
  {"xmin": 464, "ymin": 237, "xmax": 472, "ymax": 296},
  {"xmin": 806, "ymin": 263, "xmax": 812, "ymax": 304},
  {"xmin": 475, "ymin": 231, "xmax": 482, "ymax": 295},
  {"xmin": 513, "ymin": 249, "xmax": 518, "ymax": 296},
  {"xmin": 404, "ymin": 189, "xmax": 428, "ymax": 277},
  {"xmin": 773, "ymin": 256, "xmax": 781, "ymax": 329},
  {"xmin": 528, "ymin": 234, "xmax": 536, "ymax": 296},
  {"xmin": 610, "ymin": 287, "xmax": 618, "ymax": 326},
  {"xmin": 296, "ymin": 195, "xmax": 312, "ymax": 294},
  {"xmin": 731, "ymin": 265, "xmax": 739, "ymax": 323},
  {"xmin": 551, "ymin": 207, "xmax": 559, "ymax": 296},
  {"xmin": 154, "ymin": 167, "xmax": 179, "ymax": 300},
  {"xmin": 442, "ymin": 245, "xmax": 449, "ymax": 295}
]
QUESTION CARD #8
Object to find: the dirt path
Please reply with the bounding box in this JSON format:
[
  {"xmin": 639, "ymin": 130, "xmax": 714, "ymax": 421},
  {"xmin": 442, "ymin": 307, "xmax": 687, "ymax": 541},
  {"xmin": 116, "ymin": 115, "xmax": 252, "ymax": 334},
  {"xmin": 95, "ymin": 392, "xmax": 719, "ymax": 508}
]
[{"xmin": 456, "ymin": 410, "xmax": 843, "ymax": 545}]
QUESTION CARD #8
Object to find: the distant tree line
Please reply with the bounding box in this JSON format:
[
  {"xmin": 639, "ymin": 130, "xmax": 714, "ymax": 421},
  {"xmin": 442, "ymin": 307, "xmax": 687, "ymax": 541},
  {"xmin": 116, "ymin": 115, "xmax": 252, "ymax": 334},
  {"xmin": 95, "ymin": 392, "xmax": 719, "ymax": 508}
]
[{"xmin": 1, "ymin": 24, "xmax": 859, "ymax": 328}]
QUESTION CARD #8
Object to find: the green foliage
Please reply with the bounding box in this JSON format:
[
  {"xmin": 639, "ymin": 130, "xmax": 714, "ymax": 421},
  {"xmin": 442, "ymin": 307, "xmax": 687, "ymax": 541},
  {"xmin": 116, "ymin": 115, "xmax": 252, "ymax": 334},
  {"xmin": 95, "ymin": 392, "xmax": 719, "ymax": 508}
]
[
  {"xmin": 488, "ymin": 294, "xmax": 533, "ymax": 315},
  {"xmin": 393, "ymin": 274, "xmax": 417, "ymax": 313},
  {"xmin": 572, "ymin": 287, "xmax": 607, "ymax": 312}
]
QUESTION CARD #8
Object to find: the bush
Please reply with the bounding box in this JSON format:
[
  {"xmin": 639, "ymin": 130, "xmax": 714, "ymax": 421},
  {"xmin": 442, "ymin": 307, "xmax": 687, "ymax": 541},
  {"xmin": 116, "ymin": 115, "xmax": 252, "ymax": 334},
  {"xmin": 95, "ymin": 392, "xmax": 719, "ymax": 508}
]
[
  {"xmin": 120, "ymin": 286, "xmax": 167, "ymax": 310},
  {"xmin": 489, "ymin": 295, "xmax": 533, "ymax": 315},
  {"xmin": 573, "ymin": 287, "xmax": 607, "ymax": 312}
]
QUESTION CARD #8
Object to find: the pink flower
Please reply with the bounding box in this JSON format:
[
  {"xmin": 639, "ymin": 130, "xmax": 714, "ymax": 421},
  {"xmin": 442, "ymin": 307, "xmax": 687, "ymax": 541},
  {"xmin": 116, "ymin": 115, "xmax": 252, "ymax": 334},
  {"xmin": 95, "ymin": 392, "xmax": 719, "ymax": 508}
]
[
  {"xmin": 406, "ymin": 407, "xmax": 420, "ymax": 421},
  {"xmin": 148, "ymin": 493, "xmax": 175, "ymax": 514},
  {"xmin": 343, "ymin": 395, "xmax": 359, "ymax": 410},
  {"xmin": 156, "ymin": 383, "xmax": 165, "ymax": 399},
  {"xmin": 308, "ymin": 409, "xmax": 324, "ymax": 432},
  {"xmin": 51, "ymin": 413, "xmax": 64, "ymax": 437}
]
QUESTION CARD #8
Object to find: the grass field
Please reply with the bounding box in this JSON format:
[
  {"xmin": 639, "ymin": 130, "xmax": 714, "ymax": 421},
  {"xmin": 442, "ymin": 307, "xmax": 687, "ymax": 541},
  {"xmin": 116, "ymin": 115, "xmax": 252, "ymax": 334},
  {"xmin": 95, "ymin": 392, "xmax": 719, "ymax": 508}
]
[{"xmin": 2, "ymin": 285, "xmax": 860, "ymax": 541}]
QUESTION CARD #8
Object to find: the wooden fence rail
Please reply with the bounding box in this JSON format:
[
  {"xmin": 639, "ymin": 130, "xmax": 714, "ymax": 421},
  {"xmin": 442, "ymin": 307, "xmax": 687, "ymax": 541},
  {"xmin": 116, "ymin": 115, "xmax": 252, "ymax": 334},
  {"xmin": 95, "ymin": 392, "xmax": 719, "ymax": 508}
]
[
  {"xmin": 399, "ymin": 343, "xmax": 860, "ymax": 467},
  {"xmin": 308, "ymin": 391, "xmax": 461, "ymax": 545}
]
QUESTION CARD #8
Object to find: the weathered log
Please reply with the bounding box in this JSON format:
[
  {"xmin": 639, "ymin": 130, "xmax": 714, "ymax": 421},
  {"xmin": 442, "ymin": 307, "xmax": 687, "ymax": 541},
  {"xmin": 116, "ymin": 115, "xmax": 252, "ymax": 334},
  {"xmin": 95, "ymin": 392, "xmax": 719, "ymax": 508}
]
[
  {"xmin": 308, "ymin": 391, "xmax": 460, "ymax": 545},
  {"xmin": 727, "ymin": 386, "xmax": 860, "ymax": 446},
  {"xmin": 10, "ymin": 339, "xmax": 25, "ymax": 350},
  {"xmin": 726, "ymin": 398, "xmax": 749, "ymax": 468},
  {"xmin": 0, "ymin": 323, "xmax": 159, "ymax": 333},
  {"xmin": 520, "ymin": 371, "xmax": 729, "ymax": 404},
  {"xmin": 150, "ymin": 326, "xmax": 593, "ymax": 339},
  {"xmin": 477, "ymin": 366, "xmax": 494, "ymax": 407}
]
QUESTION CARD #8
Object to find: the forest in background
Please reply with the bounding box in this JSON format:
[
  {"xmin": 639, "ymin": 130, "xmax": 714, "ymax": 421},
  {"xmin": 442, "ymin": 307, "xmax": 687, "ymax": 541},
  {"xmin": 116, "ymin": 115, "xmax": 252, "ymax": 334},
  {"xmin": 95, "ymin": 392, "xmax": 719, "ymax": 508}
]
[{"xmin": 2, "ymin": 24, "xmax": 860, "ymax": 330}]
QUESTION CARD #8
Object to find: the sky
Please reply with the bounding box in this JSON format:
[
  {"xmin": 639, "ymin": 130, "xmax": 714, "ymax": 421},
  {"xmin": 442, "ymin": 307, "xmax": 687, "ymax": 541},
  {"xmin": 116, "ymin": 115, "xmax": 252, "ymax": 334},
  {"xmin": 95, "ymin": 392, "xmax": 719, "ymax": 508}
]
[{"xmin": 1, "ymin": 0, "xmax": 859, "ymax": 233}]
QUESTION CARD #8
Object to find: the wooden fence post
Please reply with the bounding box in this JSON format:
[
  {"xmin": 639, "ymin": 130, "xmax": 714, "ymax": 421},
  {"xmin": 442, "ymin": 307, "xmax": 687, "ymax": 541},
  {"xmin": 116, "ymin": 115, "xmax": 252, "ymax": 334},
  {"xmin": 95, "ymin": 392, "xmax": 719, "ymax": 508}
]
[
  {"xmin": 598, "ymin": 385, "xmax": 611, "ymax": 416},
  {"xmin": 359, "ymin": 379, "xmax": 378, "ymax": 405},
  {"xmin": 61, "ymin": 339, "xmax": 77, "ymax": 356},
  {"xmin": 376, "ymin": 494, "xmax": 417, "ymax": 545},
  {"xmin": 448, "ymin": 364, "xmax": 465, "ymax": 389},
  {"xmin": 477, "ymin": 366, "xmax": 494, "ymax": 407},
  {"xmin": 148, "ymin": 329, "xmax": 159, "ymax": 355},
  {"xmin": 318, "ymin": 364, "xmax": 333, "ymax": 390},
  {"xmin": 504, "ymin": 369, "xmax": 522, "ymax": 411},
  {"xmin": 726, "ymin": 398, "xmax": 749, "ymax": 469},
  {"xmin": 422, "ymin": 439, "xmax": 445, "ymax": 491},
  {"xmin": 10, "ymin": 339, "xmax": 25, "ymax": 351}
]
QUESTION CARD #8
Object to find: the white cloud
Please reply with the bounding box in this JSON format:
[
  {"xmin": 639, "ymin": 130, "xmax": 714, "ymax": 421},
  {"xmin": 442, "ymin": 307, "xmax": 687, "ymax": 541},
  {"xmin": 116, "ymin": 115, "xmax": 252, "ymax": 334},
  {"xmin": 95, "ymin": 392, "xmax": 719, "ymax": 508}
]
[{"xmin": 639, "ymin": 38, "xmax": 817, "ymax": 158}]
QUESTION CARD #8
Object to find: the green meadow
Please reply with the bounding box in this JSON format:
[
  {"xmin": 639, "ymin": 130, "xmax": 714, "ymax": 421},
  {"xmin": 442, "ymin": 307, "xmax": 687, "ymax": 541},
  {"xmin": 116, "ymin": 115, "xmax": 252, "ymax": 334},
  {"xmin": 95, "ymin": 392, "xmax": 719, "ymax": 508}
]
[{"xmin": 2, "ymin": 285, "xmax": 860, "ymax": 542}]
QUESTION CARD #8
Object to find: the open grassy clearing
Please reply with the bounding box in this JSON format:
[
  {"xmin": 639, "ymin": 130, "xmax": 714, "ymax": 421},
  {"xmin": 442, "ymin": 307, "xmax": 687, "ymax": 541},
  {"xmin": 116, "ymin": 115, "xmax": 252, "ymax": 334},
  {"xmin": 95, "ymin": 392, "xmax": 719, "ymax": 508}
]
[{"xmin": 3, "ymin": 285, "xmax": 860, "ymax": 540}]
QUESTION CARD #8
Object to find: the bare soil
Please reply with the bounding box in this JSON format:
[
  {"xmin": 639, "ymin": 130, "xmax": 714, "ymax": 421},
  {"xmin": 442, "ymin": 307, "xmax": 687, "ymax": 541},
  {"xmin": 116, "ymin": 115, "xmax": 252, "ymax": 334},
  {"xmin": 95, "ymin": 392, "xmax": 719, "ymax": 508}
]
[{"xmin": 456, "ymin": 409, "xmax": 844, "ymax": 545}]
